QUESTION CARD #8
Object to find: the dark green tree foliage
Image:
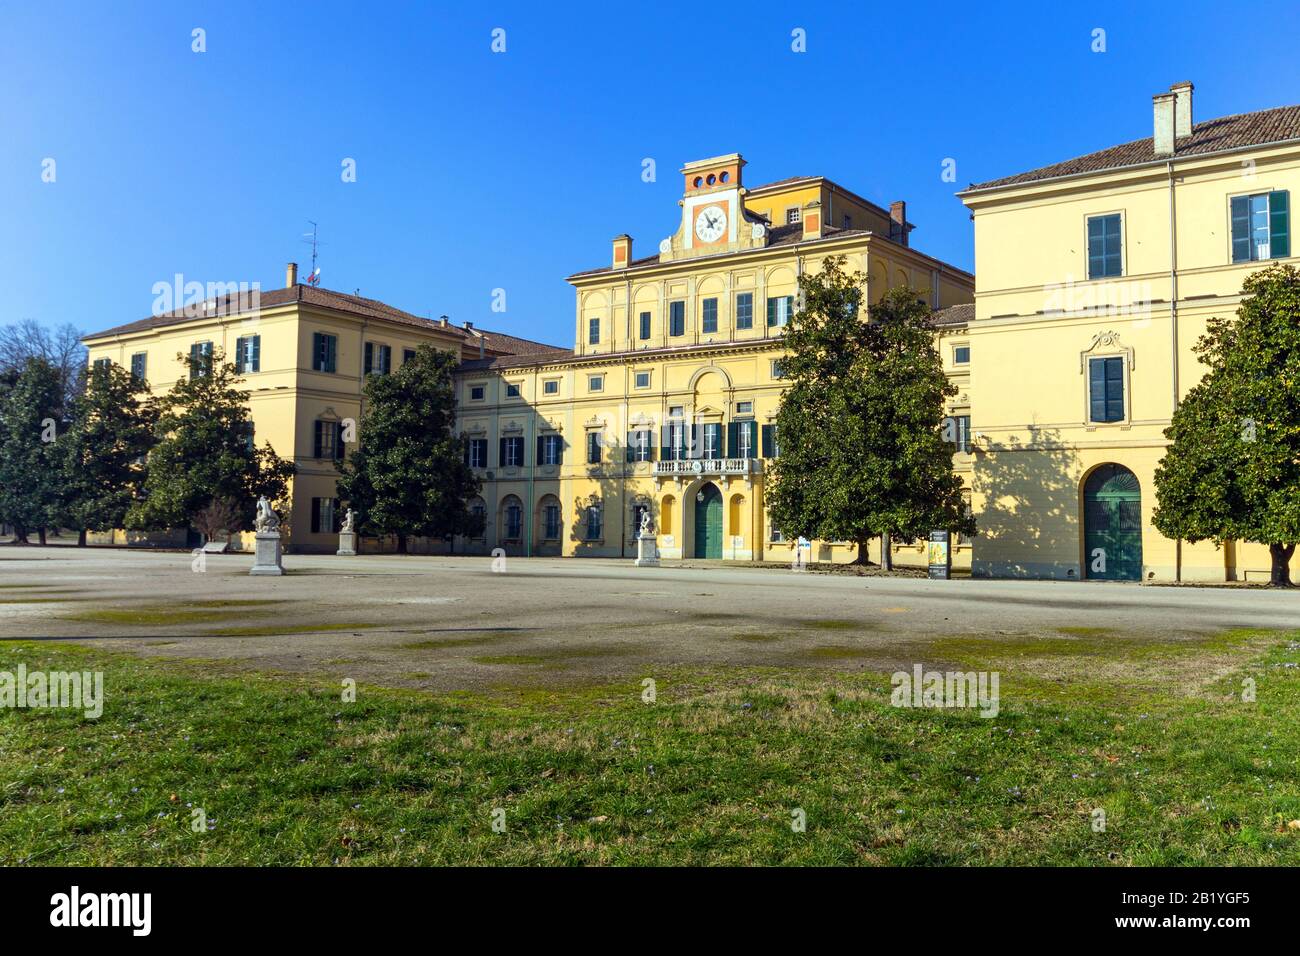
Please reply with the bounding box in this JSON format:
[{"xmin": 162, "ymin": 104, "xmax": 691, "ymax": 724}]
[
  {"xmin": 336, "ymin": 344, "xmax": 484, "ymax": 553},
  {"xmin": 59, "ymin": 361, "xmax": 157, "ymax": 544},
  {"xmin": 127, "ymin": 348, "xmax": 293, "ymax": 532},
  {"xmin": 1154, "ymin": 263, "xmax": 1300, "ymax": 585},
  {"xmin": 767, "ymin": 256, "xmax": 974, "ymax": 564},
  {"xmin": 0, "ymin": 358, "xmax": 66, "ymax": 543}
]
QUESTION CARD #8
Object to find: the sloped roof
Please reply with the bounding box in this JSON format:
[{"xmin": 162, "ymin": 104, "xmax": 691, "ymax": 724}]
[
  {"xmin": 964, "ymin": 104, "xmax": 1300, "ymax": 192},
  {"xmin": 83, "ymin": 284, "xmax": 564, "ymax": 357}
]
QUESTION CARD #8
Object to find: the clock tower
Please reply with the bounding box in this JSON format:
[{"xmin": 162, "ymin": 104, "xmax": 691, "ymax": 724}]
[{"xmin": 657, "ymin": 153, "xmax": 770, "ymax": 263}]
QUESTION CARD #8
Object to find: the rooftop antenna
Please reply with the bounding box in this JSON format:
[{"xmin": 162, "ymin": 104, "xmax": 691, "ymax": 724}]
[{"xmin": 301, "ymin": 221, "xmax": 323, "ymax": 286}]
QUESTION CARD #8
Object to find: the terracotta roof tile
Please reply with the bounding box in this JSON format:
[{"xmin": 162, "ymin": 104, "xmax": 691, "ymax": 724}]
[{"xmin": 965, "ymin": 104, "xmax": 1300, "ymax": 192}]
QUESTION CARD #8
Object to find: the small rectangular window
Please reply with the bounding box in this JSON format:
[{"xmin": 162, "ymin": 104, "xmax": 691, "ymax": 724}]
[
  {"xmin": 771, "ymin": 359, "xmax": 786, "ymax": 379},
  {"xmin": 589, "ymin": 375, "xmax": 603, "ymax": 392},
  {"xmin": 588, "ymin": 317, "xmax": 600, "ymax": 345},
  {"xmin": 403, "ymin": 348, "xmax": 416, "ymax": 365},
  {"xmin": 1088, "ymin": 357, "xmax": 1125, "ymax": 423},
  {"xmin": 786, "ymin": 207, "xmax": 801, "ymax": 225},
  {"xmin": 701, "ymin": 298, "xmax": 718, "ymax": 334},
  {"xmin": 92, "ymin": 357, "xmax": 112, "ymax": 371},
  {"xmin": 312, "ymin": 333, "xmax": 337, "ymax": 373},
  {"xmin": 945, "ymin": 415, "xmax": 971, "ymax": 453},
  {"xmin": 130, "ymin": 352, "xmax": 147, "ymax": 381},
  {"xmin": 364, "ymin": 342, "xmax": 391, "ymax": 375},
  {"xmin": 314, "ymin": 419, "xmax": 342, "ymax": 460},
  {"xmin": 586, "ymin": 505, "xmax": 602, "ymax": 540},
  {"xmin": 235, "ymin": 334, "xmax": 261, "ymax": 374},
  {"xmin": 543, "ymin": 379, "xmax": 559, "ymax": 395},
  {"xmin": 736, "ymin": 292, "xmax": 753, "ymax": 330},
  {"xmin": 766, "ymin": 295, "xmax": 793, "ymax": 328},
  {"xmin": 311, "ymin": 497, "xmax": 338, "ymax": 534},
  {"xmin": 735, "ymin": 401, "xmax": 753, "ymax": 415},
  {"xmin": 1087, "ymin": 214, "xmax": 1123, "ymax": 279},
  {"xmin": 639, "ymin": 311, "xmax": 651, "ymax": 340},
  {"xmin": 540, "ymin": 434, "xmax": 563, "ymax": 466},
  {"xmin": 189, "ymin": 341, "xmax": 213, "ymax": 379},
  {"xmin": 468, "ymin": 438, "xmax": 487, "ymax": 469},
  {"xmin": 843, "ymin": 214, "xmax": 852, "ymax": 229},
  {"xmin": 1231, "ymin": 191, "xmax": 1289, "ymax": 262},
  {"xmin": 587, "ymin": 431, "xmax": 602, "ymax": 465},
  {"xmin": 470, "ymin": 384, "xmax": 485, "ymax": 401},
  {"xmin": 635, "ymin": 371, "xmax": 651, "ymax": 389},
  {"xmin": 953, "ymin": 346, "xmax": 970, "ymax": 365},
  {"xmin": 669, "ymin": 301, "xmax": 685, "ymax": 337},
  {"xmin": 506, "ymin": 382, "xmax": 521, "ymax": 398},
  {"xmin": 501, "ymin": 436, "xmax": 524, "ymax": 468}
]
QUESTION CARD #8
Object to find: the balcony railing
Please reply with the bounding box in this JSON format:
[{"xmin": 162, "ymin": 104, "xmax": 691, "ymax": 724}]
[{"xmin": 654, "ymin": 458, "xmax": 759, "ymax": 477}]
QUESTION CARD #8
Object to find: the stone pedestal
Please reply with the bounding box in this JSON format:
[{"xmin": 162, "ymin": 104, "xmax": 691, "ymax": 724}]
[
  {"xmin": 634, "ymin": 533, "xmax": 659, "ymax": 567},
  {"xmin": 249, "ymin": 532, "xmax": 284, "ymax": 576},
  {"xmin": 336, "ymin": 531, "xmax": 357, "ymax": 556}
]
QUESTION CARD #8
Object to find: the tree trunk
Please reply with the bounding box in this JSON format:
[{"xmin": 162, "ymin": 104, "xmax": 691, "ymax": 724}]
[
  {"xmin": 38, "ymin": 527, "xmax": 47, "ymax": 546},
  {"xmin": 396, "ymin": 533, "xmax": 408, "ymax": 555},
  {"xmin": 78, "ymin": 528, "xmax": 87, "ymax": 547},
  {"xmin": 1269, "ymin": 543, "xmax": 1295, "ymax": 586},
  {"xmin": 881, "ymin": 534, "xmax": 893, "ymax": 571},
  {"xmin": 852, "ymin": 538, "xmax": 872, "ymax": 565}
]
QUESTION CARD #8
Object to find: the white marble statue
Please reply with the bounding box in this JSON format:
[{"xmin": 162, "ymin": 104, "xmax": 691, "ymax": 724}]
[
  {"xmin": 254, "ymin": 496, "xmax": 280, "ymax": 534},
  {"xmin": 639, "ymin": 509, "xmax": 654, "ymax": 537},
  {"xmin": 341, "ymin": 508, "xmax": 356, "ymax": 534}
]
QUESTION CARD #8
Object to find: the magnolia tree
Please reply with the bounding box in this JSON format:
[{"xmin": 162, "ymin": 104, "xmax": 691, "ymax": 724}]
[
  {"xmin": 767, "ymin": 256, "xmax": 974, "ymax": 566},
  {"xmin": 1154, "ymin": 263, "xmax": 1300, "ymax": 585},
  {"xmin": 336, "ymin": 344, "xmax": 484, "ymax": 553},
  {"xmin": 127, "ymin": 348, "xmax": 293, "ymax": 535}
]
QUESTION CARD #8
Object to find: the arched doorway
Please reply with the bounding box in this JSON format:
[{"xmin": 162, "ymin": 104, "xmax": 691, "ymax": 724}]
[
  {"xmin": 1083, "ymin": 464, "xmax": 1142, "ymax": 581},
  {"xmin": 693, "ymin": 482, "xmax": 723, "ymax": 559}
]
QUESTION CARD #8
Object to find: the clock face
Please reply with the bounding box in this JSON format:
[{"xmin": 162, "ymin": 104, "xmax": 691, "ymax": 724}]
[{"xmin": 694, "ymin": 205, "xmax": 727, "ymax": 243}]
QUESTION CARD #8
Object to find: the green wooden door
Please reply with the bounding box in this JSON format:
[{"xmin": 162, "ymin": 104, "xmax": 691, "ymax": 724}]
[
  {"xmin": 694, "ymin": 484, "xmax": 723, "ymax": 559},
  {"xmin": 1083, "ymin": 465, "xmax": 1142, "ymax": 581}
]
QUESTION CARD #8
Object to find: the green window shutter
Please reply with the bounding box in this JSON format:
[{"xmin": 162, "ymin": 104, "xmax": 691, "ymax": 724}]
[
  {"xmin": 364, "ymin": 342, "xmax": 373, "ymax": 374},
  {"xmin": 333, "ymin": 422, "xmax": 344, "ymax": 461},
  {"xmin": 762, "ymin": 424, "xmax": 773, "ymax": 458},
  {"xmin": 327, "ymin": 336, "xmax": 336, "ymax": 372},
  {"xmin": 727, "ymin": 422, "xmax": 738, "ymax": 458},
  {"xmin": 310, "ymin": 498, "xmax": 321, "ymax": 534},
  {"xmin": 1270, "ymin": 190, "xmax": 1290, "ymax": 259},
  {"xmin": 626, "ymin": 432, "xmax": 635, "ymax": 463},
  {"xmin": 766, "ymin": 297, "xmax": 777, "ymax": 327},
  {"xmin": 689, "ymin": 423, "xmax": 699, "ymax": 459},
  {"xmin": 312, "ymin": 333, "xmax": 322, "ymax": 369},
  {"xmin": 537, "ymin": 435, "xmax": 545, "ymax": 465},
  {"xmin": 1105, "ymin": 357, "xmax": 1124, "ymax": 422},
  {"xmin": 661, "ymin": 425, "xmax": 671, "ymax": 462},
  {"xmin": 498, "ymin": 437, "xmax": 507, "ymax": 467},
  {"xmin": 1088, "ymin": 360, "xmax": 1106, "ymax": 422},
  {"xmin": 1231, "ymin": 195, "xmax": 1251, "ymax": 263},
  {"xmin": 313, "ymin": 420, "xmax": 323, "ymax": 458},
  {"xmin": 747, "ymin": 421, "xmax": 759, "ymax": 458},
  {"xmin": 251, "ymin": 335, "xmax": 261, "ymax": 371}
]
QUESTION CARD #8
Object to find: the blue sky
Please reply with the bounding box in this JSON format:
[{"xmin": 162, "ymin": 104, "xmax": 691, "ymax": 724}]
[{"xmin": 3, "ymin": 0, "xmax": 1299, "ymax": 348}]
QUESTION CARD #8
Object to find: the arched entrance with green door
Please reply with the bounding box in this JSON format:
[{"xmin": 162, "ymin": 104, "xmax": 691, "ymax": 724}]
[
  {"xmin": 693, "ymin": 482, "xmax": 723, "ymax": 559},
  {"xmin": 1083, "ymin": 464, "xmax": 1143, "ymax": 581}
]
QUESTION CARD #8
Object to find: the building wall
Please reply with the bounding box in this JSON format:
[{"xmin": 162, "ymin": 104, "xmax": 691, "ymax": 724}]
[{"xmin": 962, "ymin": 141, "xmax": 1300, "ymax": 580}]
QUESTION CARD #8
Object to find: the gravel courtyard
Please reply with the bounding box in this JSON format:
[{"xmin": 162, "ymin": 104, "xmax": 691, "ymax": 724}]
[{"xmin": 2, "ymin": 547, "xmax": 1297, "ymax": 693}]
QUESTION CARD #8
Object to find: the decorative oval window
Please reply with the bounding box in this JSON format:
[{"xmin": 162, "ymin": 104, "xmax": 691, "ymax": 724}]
[
  {"xmin": 693, "ymin": 176, "xmax": 703, "ymax": 188},
  {"xmin": 719, "ymin": 171, "xmax": 730, "ymax": 183}
]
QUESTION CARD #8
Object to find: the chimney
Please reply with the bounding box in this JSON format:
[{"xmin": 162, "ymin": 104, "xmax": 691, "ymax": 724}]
[
  {"xmin": 439, "ymin": 315, "xmax": 449, "ymax": 328},
  {"xmin": 612, "ymin": 234, "xmax": 632, "ymax": 269},
  {"xmin": 285, "ymin": 262, "xmax": 298, "ymax": 288},
  {"xmin": 1153, "ymin": 92, "xmax": 1176, "ymax": 157},
  {"xmin": 1171, "ymin": 81, "xmax": 1194, "ymax": 138},
  {"xmin": 889, "ymin": 201, "xmax": 908, "ymax": 246},
  {"xmin": 801, "ymin": 201, "xmax": 823, "ymax": 240},
  {"xmin": 463, "ymin": 321, "xmax": 474, "ymax": 330}
]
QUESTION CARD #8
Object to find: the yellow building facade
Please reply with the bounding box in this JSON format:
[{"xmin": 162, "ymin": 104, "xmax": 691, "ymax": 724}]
[
  {"xmin": 82, "ymin": 274, "xmax": 561, "ymax": 552},
  {"xmin": 82, "ymin": 153, "xmax": 975, "ymax": 566},
  {"xmin": 959, "ymin": 82, "xmax": 1299, "ymax": 581},
  {"xmin": 452, "ymin": 154, "xmax": 974, "ymax": 564}
]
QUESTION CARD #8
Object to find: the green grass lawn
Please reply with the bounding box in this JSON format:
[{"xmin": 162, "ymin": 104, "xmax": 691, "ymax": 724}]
[{"xmin": 1, "ymin": 631, "xmax": 1299, "ymax": 865}]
